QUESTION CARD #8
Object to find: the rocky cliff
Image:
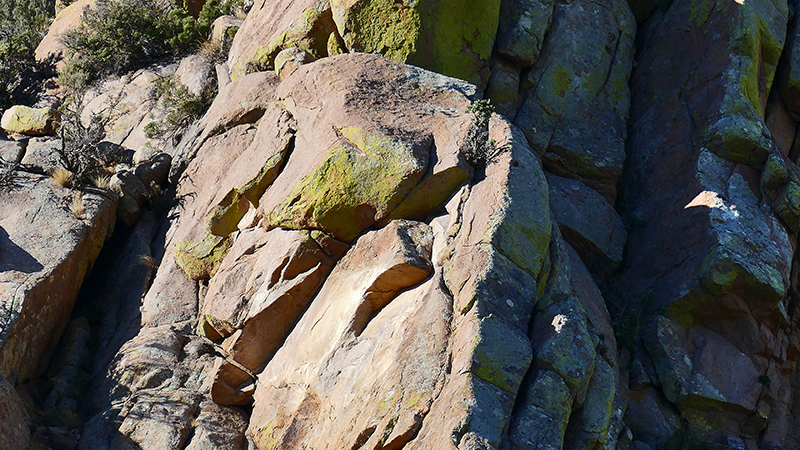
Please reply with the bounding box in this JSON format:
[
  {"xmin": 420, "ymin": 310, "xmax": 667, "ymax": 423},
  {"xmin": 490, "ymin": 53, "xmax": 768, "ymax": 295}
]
[{"xmin": 2, "ymin": 0, "xmax": 800, "ymax": 449}]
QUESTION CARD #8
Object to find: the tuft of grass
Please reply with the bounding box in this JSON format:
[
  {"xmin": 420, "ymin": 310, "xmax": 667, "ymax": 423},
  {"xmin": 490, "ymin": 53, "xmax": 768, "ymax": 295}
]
[
  {"xmin": 70, "ymin": 192, "xmax": 84, "ymax": 218},
  {"xmin": 51, "ymin": 167, "xmax": 74, "ymax": 188},
  {"xmin": 91, "ymin": 174, "xmax": 111, "ymax": 189},
  {"xmin": 138, "ymin": 254, "xmax": 156, "ymax": 270},
  {"xmin": 199, "ymin": 39, "xmax": 223, "ymax": 62}
]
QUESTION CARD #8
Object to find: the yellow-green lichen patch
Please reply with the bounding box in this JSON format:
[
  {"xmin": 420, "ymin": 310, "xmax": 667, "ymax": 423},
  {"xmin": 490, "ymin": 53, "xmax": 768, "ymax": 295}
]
[
  {"xmin": 410, "ymin": 0, "xmax": 501, "ymax": 88},
  {"xmin": 337, "ymin": 0, "xmax": 422, "ymax": 63},
  {"xmin": 205, "ymin": 189, "xmax": 250, "ymax": 237},
  {"xmin": 205, "ymin": 147, "xmax": 290, "ymax": 237},
  {"xmin": 248, "ymin": 1, "xmax": 335, "ymax": 73},
  {"xmin": 197, "ymin": 315, "xmax": 236, "ymax": 341},
  {"xmin": 266, "ymin": 127, "xmax": 428, "ymax": 242},
  {"xmin": 175, "ymin": 233, "xmax": 233, "ymax": 280}
]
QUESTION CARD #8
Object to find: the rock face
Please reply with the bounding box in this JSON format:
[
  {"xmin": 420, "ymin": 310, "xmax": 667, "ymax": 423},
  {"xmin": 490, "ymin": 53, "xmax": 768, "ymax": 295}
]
[
  {"xmin": 0, "ymin": 176, "xmax": 115, "ymax": 384},
  {"xmin": 9, "ymin": 0, "xmax": 800, "ymax": 449}
]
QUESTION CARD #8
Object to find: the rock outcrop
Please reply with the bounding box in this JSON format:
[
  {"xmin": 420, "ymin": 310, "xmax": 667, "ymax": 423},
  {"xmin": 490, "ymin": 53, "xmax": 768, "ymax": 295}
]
[{"xmin": 8, "ymin": 0, "xmax": 800, "ymax": 449}]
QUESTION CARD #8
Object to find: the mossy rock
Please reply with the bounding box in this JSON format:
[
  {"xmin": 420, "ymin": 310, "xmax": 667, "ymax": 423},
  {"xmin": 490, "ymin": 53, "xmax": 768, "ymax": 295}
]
[
  {"xmin": 331, "ymin": 0, "xmax": 501, "ymax": 89},
  {"xmin": 1, "ymin": 106, "xmax": 57, "ymax": 136},
  {"xmin": 266, "ymin": 126, "xmax": 428, "ymax": 243},
  {"xmin": 175, "ymin": 233, "xmax": 233, "ymax": 280}
]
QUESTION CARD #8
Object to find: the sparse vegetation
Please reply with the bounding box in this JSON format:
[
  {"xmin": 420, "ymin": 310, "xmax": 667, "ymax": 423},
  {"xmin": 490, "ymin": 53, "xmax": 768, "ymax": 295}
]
[
  {"xmin": 91, "ymin": 173, "xmax": 111, "ymax": 189},
  {"xmin": 59, "ymin": 0, "xmax": 241, "ymax": 92},
  {"xmin": 144, "ymin": 74, "xmax": 211, "ymax": 142},
  {"xmin": 69, "ymin": 191, "xmax": 84, "ymax": 218},
  {"xmin": 758, "ymin": 374, "xmax": 771, "ymax": 387},
  {"xmin": 51, "ymin": 167, "xmax": 73, "ymax": 187},
  {"xmin": 462, "ymin": 99, "xmax": 499, "ymax": 169},
  {"xmin": 55, "ymin": 100, "xmax": 115, "ymax": 187},
  {"xmin": 0, "ymin": 0, "xmax": 55, "ymax": 108},
  {"xmin": 0, "ymin": 161, "xmax": 20, "ymax": 190}
]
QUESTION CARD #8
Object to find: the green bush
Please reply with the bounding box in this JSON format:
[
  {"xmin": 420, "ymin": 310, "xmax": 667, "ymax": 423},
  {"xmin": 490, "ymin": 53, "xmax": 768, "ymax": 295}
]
[
  {"xmin": 144, "ymin": 74, "xmax": 211, "ymax": 142},
  {"xmin": 0, "ymin": 0, "xmax": 54, "ymax": 108},
  {"xmin": 462, "ymin": 99, "xmax": 499, "ymax": 170},
  {"xmin": 60, "ymin": 0, "xmax": 240, "ymax": 92}
]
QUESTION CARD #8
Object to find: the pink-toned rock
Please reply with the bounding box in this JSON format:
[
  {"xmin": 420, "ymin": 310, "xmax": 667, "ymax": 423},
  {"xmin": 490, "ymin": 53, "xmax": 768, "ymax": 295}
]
[
  {"xmin": 35, "ymin": 0, "xmax": 98, "ymax": 69},
  {"xmin": 226, "ymin": 0, "xmax": 335, "ymax": 79},
  {"xmin": 257, "ymin": 53, "xmax": 476, "ymax": 243},
  {"xmin": 0, "ymin": 176, "xmax": 115, "ymax": 383},
  {"xmin": 248, "ymin": 220, "xmax": 437, "ymax": 449}
]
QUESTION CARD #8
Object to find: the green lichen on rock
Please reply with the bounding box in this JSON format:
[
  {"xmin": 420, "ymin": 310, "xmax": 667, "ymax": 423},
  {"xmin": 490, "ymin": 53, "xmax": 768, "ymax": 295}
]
[
  {"xmin": 248, "ymin": 1, "xmax": 335, "ymax": 72},
  {"xmin": 197, "ymin": 314, "xmax": 236, "ymax": 341},
  {"xmin": 1, "ymin": 105, "xmax": 56, "ymax": 136},
  {"xmin": 206, "ymin": 148, "xmax": 289, "ymax": 237},
  {"xmin": 332, "ymin": 0, "xmax": 500, "ymax": 88},
  {"xmin": 206, "ymin": 189, "xmax": 250, "ymax": 237},
  {"xmin": 410, "ymin": 0, "xmax": 501, "ymax": 88},
  {"xmin": 390, "ymin": 166, "xmax": 468, "ymax": 221},
  {"xmin": 471, "ymin": 315, "xmax": 532, "ymax": 393},
  {"xmin": 175, "ymin": 233, "xmax": 233, "ymax": 280},
  {"xmin": 267, "ymin": 126, "xmax": 428, "ymax": 242},
  {"xmin": 333, "ymin": 0, "xmax": 421, "ymax": 62}
]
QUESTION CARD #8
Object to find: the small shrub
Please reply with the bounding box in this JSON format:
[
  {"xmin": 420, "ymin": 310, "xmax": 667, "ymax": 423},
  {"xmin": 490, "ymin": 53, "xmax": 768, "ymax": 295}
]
[
  {"xmin": 144, "ymin": 74, "xmax": 211, "ymax": 142},
  {"xmin": 0, "ymin": 161, "xmax": 20, "ymax": 190},
  {"xmin": 60, "ymin": 0, "xmax": 240, "ymax": 92},
  {"xmin": 758, "ymin": 374, "xmax": 771, "ymax": 387},
  {"xmin": 0, "ymin": 0, "xmax": 55, "ymax": 108},
  {"xmin": 51, "ymin": 167, "xmax": 74, "ymax": 187},
  {"xmin": 462, "ymin": 99, "xmax": 499, "ymax": 169}
]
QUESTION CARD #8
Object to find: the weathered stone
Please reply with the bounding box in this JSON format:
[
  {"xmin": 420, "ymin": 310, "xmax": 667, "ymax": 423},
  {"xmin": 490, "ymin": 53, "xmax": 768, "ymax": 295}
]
[
  {"xmin": 507, "ymin": 369, "xmax": 571, "ymax": 450},
  {"xmin": 133, "ymin": 152, "xmax": 171, "ymax": 189},
  {"xmin": 257, "ymin": 54, "xmax": 476, "ymax": 243},
  {"xmin": 248, "ymin": 220, "xmax": 438, "ymax": 449},
  {"xmin": 34, "ymin": 0, "xmax": 98, "ymax": 69},
  {"xmin": 495, "ymin": 0, "xmax": 554, "ymax": 67},
  {"xmin": 0, "ymin": 374, "xmax": 30, "ymax": 450},
  {"xmin": 176, "ymin": 53, "xmax": 216, "ymax": 98},
  {"xmin": 20, "ymin": 137, "xmax": 62, "ymax": 173},
  {"xmin": 409, "ymin": 115, "xmax": 549, "ymax": 449},
  {"xmin": 210, "ymin": 15, "xmax": 242, "ymax": 51},
  {"xmin": 0, "ymin": 138, "xmax": 25, "ymax": 164},
  {"xmin": 227, "ymin": 0, "xmax": 336, "ymax": 78},
  {"xmin": 109, "ymin": 170, "xmax": 148, "ymax": 226},
  {"xmin": 184, "ymin": 400, "xmax": 249, "ymax": 450},
  {"xmin": 273, "ymin": 47, "xmax": 314, "ymax": 79},
  {"xmin": 484, "ymin": 56, "xmax": 522, "ymax": 120},
  {"xmin": 0, "ymin": 177, "xmax": 115, "ymax": 383},
  {"xmin": 1, "ymin": 106, "xmax": 57, "ymax": 136},
  {"xmin": 515, "ymin": 0, "xmax": 634, "ymax": 203},
  {"xmin": 547, "ymin": 173, "xmax": 627, "ymax": 273},
  {"xmin": 564, "ymin": 356, "xmax": 616, "ymax": 450}
]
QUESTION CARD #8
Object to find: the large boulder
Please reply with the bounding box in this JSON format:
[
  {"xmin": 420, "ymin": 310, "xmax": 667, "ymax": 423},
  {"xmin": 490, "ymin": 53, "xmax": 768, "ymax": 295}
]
[
  {"xmin": 1, "ymin": 106, "xmax": 57, "ymax": 137},
  {"xmin": 227, "ymin": 0, "xmax": 502, "ymax": 88},
  {"xmin": 0, "ymin": 175, "xmax": 115, "ymax": 383},
  {"xmin": 619, "ymin": 0, "xmax": 793, "ymax": 445},
  {"xmin": 255, "ymin": 53, "xmax": 476, "ymax": 243}
]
